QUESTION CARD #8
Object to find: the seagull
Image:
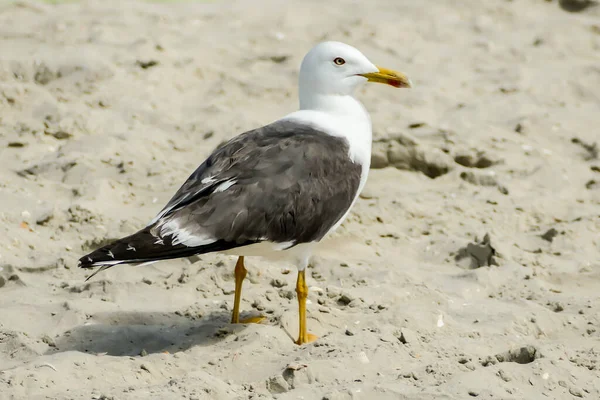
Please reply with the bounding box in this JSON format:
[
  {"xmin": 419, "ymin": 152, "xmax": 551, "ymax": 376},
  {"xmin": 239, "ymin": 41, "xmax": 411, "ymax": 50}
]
[{"xmin": 78, "ymin": 41, "xmax": 411, "ymax": 345}]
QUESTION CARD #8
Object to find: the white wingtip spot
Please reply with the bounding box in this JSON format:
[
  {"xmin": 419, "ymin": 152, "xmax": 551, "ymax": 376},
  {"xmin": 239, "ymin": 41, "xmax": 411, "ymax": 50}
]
[
  {"xmin": 158, "ymin": 219, "xmax": 217, "ymax": 247},
  {"xmin": 171, "ymin": 227, "xmax": 217, "ymax": 247},
  {"xmin": 126, "ymin": 244, "xmax": 136, "ymax": 251},
  {"xmin": 107, "ymin": 250, "xmax": 115, "ymax": 259},
  {"xmin": 214, "ymin": 179, "xmax": 236, "ymax": 193}
]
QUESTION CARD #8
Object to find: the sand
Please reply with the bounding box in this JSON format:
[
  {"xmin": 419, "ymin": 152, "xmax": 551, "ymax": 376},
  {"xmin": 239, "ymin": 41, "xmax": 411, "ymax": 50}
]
[{"xmin": 0, "ymin": 0, "xmax": 599, "ymax": 399}]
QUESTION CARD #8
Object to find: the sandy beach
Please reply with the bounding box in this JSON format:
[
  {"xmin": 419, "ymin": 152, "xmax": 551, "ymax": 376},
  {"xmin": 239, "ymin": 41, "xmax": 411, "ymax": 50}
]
[{"xmin": 0, "ymin": 0, "xmax": 599, "ymax": 399}]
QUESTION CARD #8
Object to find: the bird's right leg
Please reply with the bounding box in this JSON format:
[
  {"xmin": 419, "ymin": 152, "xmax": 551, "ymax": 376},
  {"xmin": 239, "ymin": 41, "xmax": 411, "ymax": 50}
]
[
  {"xmin": 294, "ymin": 269, "xmax": 318, "ymax": 345},
  {"xmin": 230, "ymin": 256, "xmax": 265, "ymax": 324}
]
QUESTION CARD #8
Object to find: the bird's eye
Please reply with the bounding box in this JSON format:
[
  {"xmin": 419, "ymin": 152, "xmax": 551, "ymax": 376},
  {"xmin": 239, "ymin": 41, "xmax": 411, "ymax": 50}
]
[{"xmin": 333, "ymin": 57, "xmax": 345, "ymax": 66}]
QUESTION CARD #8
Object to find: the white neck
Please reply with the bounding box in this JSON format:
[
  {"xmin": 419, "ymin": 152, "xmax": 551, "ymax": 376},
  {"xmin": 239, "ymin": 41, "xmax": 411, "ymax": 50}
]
[{"xmin": 299, "ymin": 92, "xmax": 363, "ymax": 115}]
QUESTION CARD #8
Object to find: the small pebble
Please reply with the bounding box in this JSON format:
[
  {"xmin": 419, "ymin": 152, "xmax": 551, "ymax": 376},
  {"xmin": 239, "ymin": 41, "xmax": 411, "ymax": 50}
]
[
  {"xmin": 357, "ymin": 351, "xmax": 370, "ymax": 364},
  {"xmin": 279, "ymin": 289, "xmax": 295, "ymax": 300},
  {"xmin": 270, "ymin": 278, "xmax": 287, "ymax": 288},
  {"xmin": 569, "ymin": 387, "xmax": 583, "ymax": 398},
  {"xmin": 338, "ymin": 294, "xmax": 353, "ymax": 306}
]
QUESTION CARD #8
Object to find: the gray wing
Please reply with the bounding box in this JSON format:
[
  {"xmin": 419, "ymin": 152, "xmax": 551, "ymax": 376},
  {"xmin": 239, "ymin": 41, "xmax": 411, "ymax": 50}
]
[
  {"xmin": 78, "ymin": 119, "xmax": 363, "ymax": 272},
  {"xmin": 149, "ymin": 119, "xmax": 363, "ymax": 249}
]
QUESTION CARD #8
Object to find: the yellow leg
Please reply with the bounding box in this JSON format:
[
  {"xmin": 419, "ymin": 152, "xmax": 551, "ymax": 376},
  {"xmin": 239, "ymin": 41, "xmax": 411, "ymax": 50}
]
[
  {"xmin": 294, "ymin": 270, "xmax": 318, "ymax": 345},
  {"xmin": 230, "ymin": 256, "xmax": 265, "ymax": 324}
]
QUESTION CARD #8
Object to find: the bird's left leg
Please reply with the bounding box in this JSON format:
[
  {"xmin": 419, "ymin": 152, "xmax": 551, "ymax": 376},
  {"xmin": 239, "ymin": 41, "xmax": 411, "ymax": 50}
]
[{"xmin": 231, "ymin": 256, "xmax": 265, "ymax": 324}]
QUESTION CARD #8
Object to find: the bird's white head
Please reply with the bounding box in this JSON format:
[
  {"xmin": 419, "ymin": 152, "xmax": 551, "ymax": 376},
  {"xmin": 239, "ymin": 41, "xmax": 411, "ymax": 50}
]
[{"xmin": 298, "ymin": 41, "xmax": 411, "ymax": 109}]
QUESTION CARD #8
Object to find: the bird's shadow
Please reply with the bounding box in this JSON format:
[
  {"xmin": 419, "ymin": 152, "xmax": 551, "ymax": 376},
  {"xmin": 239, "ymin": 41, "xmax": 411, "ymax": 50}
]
[{"xmin": 48, "ymin": 310, "xmax": 250, "ymax": 357}]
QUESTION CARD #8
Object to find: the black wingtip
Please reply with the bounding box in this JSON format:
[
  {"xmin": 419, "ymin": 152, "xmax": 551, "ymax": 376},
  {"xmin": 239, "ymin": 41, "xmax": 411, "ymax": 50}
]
[
  {"xmin": 77, "ymin": 254, "xmax": 102, "ymax": 281},
  {"xmin": 76, "ymin": 228, "xmax": 250, "ymax": 280},
  {"xmin": 84, "ymin": 265, "xmax": 110, "ymax": 281},
  {"xmin": 78, "ymin": 255, "xmax": 95, "ymax": 269}
]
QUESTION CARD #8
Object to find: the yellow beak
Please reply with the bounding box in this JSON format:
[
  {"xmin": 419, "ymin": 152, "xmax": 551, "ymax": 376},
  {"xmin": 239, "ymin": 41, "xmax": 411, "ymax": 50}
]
[{"xmin": 359, "ymin": 66, "xmax": 412, "ymax": 88}]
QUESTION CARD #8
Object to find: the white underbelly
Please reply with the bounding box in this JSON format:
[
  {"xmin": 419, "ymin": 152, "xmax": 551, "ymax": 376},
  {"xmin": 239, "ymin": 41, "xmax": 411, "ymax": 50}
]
[{"xmin": 222, "ymin": 241, "xmax": 316, "ymax": 270}]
